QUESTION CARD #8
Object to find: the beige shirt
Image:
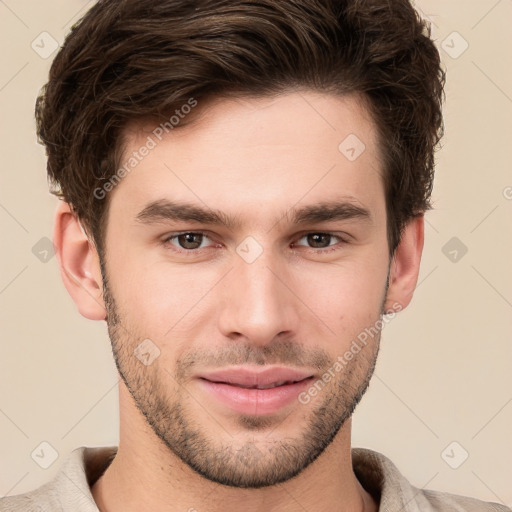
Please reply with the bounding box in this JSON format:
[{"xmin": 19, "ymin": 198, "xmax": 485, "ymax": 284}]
[{"xmin": 1, "ymin": 446, "xmax": 509, "ymax": 511}]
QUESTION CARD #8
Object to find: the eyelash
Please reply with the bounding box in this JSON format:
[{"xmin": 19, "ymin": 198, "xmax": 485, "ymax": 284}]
[{"xmin": 161, "ymin": 231, "xmax": 350, "ymax": 256}]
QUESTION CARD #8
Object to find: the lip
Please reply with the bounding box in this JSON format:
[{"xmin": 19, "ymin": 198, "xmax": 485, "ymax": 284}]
[
  {"xmin": 198, "ymin": 366, "xmax": 314, "ymax": 388},
  {"xmin": 196, "ymin": 366, "xmax": 315, "ymax": 416}
]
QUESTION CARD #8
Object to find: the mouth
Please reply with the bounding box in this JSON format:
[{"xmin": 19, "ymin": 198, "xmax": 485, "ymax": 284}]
[
  {"xmin": 201, "ymin": 378, "xmax": 312, "ymax": 390},
  {"xmin": 197, "ymin": 366, "xmax": 314, "ymax": 388},
  {"xmin": 195, "ymin": 366, "xmax": 315, "ymax": 416}
]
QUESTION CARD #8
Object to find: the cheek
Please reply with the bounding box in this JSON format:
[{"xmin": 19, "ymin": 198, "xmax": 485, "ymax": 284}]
[
  {"xmin": 294, "ymin": 256, "xmax": 387, "ymax": 339},
  {"xmin": 112, "ymin": 255, "xmax": 222, "ymax": 338},
  {"xmin": 109, "ymin": 233, "xmax": 388, "ymax": 349}
]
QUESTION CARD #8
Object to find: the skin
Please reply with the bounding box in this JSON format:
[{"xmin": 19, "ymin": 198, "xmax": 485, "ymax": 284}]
[{"xmin": 53, "ymin": 90, "xmax": 424, "ymax": 512}]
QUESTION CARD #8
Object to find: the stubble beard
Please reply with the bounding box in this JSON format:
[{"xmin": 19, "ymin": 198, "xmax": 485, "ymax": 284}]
[{"xmin": 101, "ymin": 261, "xmax": 385, "ymax": 489}]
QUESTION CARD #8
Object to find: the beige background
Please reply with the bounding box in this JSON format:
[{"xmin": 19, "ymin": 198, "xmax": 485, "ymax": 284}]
[{"xmin": 1, "ymin": 0, "xmax": 511, "ymax": 506}]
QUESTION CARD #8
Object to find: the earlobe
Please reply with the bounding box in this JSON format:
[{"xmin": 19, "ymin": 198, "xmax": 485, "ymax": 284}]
[
  {"xmin": 53, "ymin": 200, "xmax": 107, "ymax": 321},
  {"xmin": 383, "ymin": 215, "xmax": 424, "ymax": 313}
]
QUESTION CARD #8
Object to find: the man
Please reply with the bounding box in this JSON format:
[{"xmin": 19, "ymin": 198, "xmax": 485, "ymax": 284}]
[{"xmin": 1, "ymin": 0, "xmax": 509, "ymax": 511}]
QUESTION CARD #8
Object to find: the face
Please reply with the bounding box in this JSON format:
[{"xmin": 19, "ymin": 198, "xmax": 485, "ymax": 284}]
[{"xmin": 100, "ymin": 91, "xmax": 391, "ymax": 488}]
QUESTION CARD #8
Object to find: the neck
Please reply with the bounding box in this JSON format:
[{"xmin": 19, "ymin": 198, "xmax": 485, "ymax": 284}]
[{"xmin": 91, "ymin": 383, "xmax": 377, "ymax": 512}]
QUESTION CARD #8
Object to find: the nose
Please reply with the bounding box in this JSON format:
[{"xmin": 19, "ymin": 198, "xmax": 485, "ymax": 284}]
[{"xmin": 217, "ymin": 249, "xmax": 300, "ymax": 346}]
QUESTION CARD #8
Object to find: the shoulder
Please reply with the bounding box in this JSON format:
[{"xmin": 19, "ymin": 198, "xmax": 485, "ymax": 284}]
[
  {"xmin": 419, "ymin": 488, "xmax": 511, "ymax": 511},
  {"xmin": 0, "ymin": 484, "xmax": 61, "ymax": 512},
  {"xmin": 0, "ymin": 446, "xmax": 117, "ymax": 512},
  {"xmin": 352, "ymin": 447, "xmax": 510, "ymax": 512}
]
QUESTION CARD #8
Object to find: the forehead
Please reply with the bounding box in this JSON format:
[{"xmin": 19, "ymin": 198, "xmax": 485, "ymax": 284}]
[
  {"xmin": 109, "ymin": 91, "xmax": 384, "ymax": 227},
  {"xmin": 123, "ymin": 91, "xmax": 379, "ymax": 157}
]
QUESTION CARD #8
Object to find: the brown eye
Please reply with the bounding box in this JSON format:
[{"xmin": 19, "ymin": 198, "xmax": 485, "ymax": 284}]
[
  {"xmin": 164, "ymin": 232, "xmax": 211, "ymax": 250},
  {"xmin": 306, "ymin": 233, "xmax": 333, "ymax": 248},
  {"xmin": 177, "ymin": 233, "xmax": 204, "ymax": 249},
  {"xmin": 295, "ymin": 232, "xmax": 342, "ymax": 249}
]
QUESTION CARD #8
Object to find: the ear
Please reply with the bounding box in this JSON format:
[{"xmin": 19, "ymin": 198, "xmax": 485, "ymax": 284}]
[
  {"xmin": 53, "ymin": 200, "xmax": 106, "ymax": 321},
  {"xmin": 383, "ymin": 215, "xmax": 424, "ymax": 313}
]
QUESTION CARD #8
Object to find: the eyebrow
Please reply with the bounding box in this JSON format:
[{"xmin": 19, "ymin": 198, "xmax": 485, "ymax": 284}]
[{"xmin": 135, "ymin": 198, "xmax": 372, "ymax": 230}]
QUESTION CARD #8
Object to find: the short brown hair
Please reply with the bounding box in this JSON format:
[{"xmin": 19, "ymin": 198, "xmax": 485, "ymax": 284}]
[{"xmin": 35, "ymin": 0, "xmax": 445, "ymax": 259}]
